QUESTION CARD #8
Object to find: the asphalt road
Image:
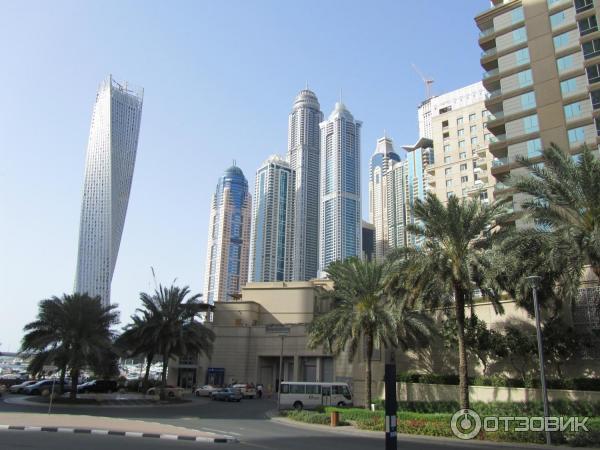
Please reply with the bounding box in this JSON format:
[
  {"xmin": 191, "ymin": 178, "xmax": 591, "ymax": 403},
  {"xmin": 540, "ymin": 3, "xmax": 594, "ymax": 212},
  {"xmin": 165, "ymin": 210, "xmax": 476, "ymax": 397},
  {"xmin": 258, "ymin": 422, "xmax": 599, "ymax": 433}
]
[{"xmin": 0, "ymin": 394, "xmax": 540, "ymax": 450}]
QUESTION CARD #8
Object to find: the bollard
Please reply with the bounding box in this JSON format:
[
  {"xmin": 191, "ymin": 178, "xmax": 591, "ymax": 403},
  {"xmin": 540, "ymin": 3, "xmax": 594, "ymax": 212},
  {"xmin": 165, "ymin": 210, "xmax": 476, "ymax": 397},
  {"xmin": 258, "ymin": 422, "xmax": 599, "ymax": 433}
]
[{"xmin": 330, "ymin": 411, "xmax": 339, "ymax": 427}]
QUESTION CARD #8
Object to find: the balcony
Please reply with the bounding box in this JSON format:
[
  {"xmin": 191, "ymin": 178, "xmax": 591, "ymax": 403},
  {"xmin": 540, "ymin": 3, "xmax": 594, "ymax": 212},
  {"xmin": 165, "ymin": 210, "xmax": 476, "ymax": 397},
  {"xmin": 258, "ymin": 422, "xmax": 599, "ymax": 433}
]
[
  {"xmin": 479, "ymin": 27, "xmax": 495, "ymax": 38},
  {"xmin": 492, "ymin": 157, "xmax": 508, "ymax": 168},
  {"xmin": 489, "ymin": 134, "xmax": 506, "ymax": 144},
  {"xmin": 483, "ymin": 68, "xmax": 500, "ymax": 79},
  {"xmin": 481, "ymin": 48, "xmax": 497, "ymax": 59},
  {"xmin": 494, "ymin": 181, "xmax": 510, "ymax": 193},
  {"xmin": 486, "ymin": 89, "xmax": 502, "ymax": 100}
]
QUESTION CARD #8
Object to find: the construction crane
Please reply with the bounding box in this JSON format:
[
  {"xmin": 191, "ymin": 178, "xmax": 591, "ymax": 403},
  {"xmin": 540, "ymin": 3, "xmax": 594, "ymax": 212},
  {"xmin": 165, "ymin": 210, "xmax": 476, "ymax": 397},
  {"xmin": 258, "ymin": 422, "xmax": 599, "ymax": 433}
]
[{"xmin": 411, "ymin": 64, "xmax": 434, "ymax": 99}]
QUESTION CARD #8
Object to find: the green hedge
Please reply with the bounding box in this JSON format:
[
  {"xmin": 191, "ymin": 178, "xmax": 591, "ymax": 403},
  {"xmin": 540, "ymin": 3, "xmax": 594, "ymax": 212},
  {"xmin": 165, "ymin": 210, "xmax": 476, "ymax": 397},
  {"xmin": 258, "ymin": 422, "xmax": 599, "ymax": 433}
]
[
  {"xmin": 395, "ymin": 371, "xmax": 600, "ymax": 391},
  {"xmin": 316, "ymin": 407, "xmax": 600, "ymax": 446},
  {"xmin": 281, "ymin": 410, "xmax": 349, "ymax": 426}
]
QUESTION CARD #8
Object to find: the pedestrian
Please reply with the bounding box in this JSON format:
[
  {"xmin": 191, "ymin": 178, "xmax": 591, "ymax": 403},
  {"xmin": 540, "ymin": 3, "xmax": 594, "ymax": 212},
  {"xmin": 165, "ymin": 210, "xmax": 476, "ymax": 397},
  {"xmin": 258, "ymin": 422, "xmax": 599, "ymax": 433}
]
[{"xmin": 257, "ymin": 384, "xmax": 263, "ymax": 399}]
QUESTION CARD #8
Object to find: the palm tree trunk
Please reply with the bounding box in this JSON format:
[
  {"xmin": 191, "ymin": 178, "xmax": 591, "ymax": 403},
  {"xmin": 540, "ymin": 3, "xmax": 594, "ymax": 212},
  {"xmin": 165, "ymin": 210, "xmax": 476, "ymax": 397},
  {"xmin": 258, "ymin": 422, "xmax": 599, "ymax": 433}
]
[
  {"xmin": 160, "ymin": 353, "xmax": 168, "ymax": 400},
  {"xmin": 454, "ymin": 283, "xmax": 470, "ymax": 410},
  {"xmin": 58, "ymin": 366, "xmax": 67, "ymax": 395},
  {"xmin": 143, "ymin": 353, "xmax": 153, "ymax": 392},
  {"xmin": 365, "ymin": 335, "xmax": 373, "ymax": 410},
  {"xmin": 69, "ymin": 369, "xmax": 78, "ymax": 400}
]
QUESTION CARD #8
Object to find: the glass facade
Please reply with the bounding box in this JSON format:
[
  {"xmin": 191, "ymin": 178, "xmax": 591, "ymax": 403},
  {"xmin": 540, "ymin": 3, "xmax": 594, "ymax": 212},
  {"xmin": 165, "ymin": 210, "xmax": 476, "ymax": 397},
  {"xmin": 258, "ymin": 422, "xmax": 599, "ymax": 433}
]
[{"xmin": 204, "ymin": 165, "xmax": 251, "ymax": 302}]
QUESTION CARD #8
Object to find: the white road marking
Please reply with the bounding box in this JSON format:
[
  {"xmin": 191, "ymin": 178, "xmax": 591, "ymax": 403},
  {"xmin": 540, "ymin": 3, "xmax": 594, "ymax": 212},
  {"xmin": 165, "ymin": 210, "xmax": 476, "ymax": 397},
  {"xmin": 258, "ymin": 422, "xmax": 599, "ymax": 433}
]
[{"xmin": 201, "ymin": 427, "xmax": 241, "ymax": 437}]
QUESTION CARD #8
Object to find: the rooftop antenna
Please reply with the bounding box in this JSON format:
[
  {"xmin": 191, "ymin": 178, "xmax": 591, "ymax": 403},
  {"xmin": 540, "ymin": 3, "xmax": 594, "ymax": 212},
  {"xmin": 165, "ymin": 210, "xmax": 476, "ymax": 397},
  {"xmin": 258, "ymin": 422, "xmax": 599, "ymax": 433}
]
[
  {"xmin": 233, "ymin": 159, "xmax": 236, "ymax": 166},
  {"xmin": 339, "ymin": 88, "xmax": 343, "ymax": 104},
  {"xmin": 411, "ymin": 63, "xmax": 434, "ymax": 99},
  {"xmin": 384, "ymin": 129, "xmax": 387, "ymax": 139},
  {"xmin": 305, "ymin": 80, "xmax": 309, "ymax": 90}
]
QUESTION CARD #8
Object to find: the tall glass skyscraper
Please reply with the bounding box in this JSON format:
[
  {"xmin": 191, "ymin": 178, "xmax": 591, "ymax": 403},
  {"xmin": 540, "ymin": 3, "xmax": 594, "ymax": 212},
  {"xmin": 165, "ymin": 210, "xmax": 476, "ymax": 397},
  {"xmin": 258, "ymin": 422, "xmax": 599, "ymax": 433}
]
[
  {"xmin": 75, "ymin": 75, "xmax": 143, "ymax": 306},
  {"xmin": 287, "ymin": 89, "xmax": 323, "ymax": 281},
  {"xmin": 249, "ymin": 155, "xmax": 295, "ymax": 282},
  {"xmin": 369, "ymin": 136, "xmax": 401, "ymax": 261},
  {"xmin": 319, "ymin": 102, "xmax": 362, "ymax": 274},
  {"xmin": 203, "ymin": 165, "xmax": 252, "ymax": 302}
]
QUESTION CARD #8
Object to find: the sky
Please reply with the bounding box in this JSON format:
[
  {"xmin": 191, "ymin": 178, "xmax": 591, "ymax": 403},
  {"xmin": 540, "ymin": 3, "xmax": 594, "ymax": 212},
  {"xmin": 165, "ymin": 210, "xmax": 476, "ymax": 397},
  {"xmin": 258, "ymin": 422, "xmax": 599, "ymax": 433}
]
[{"xmin": 0, "ymin": 0, "xmax": 489, "ymax": 351}]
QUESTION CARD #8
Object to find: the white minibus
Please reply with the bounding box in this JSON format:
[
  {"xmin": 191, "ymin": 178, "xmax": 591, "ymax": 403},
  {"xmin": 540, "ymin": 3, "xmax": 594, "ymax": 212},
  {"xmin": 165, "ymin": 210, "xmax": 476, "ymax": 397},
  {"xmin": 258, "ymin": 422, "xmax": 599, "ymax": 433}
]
[{"xmin": 279, "ymin": 381, "xmax": 353, "ymax": 410}]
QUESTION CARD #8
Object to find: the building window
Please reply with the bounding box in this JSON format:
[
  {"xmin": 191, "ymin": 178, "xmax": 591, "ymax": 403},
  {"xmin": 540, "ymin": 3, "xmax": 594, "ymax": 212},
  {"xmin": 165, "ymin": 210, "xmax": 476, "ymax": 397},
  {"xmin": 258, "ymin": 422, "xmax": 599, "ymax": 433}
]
[
  {"xmin": 517, "ymin": 69, "xmax": 533, "ymax": 87},
  {"xmin": 595, "ymin": 117, "xmax": 600, "ymax": 136},
  {"xmin": 560, "ymin": 77, "xmax": 578, "ymax": 95},
  {"xmin": 557, "ymin": 54, "xmax": 574, "ymax": 73},
  {"xmin": 447, "ymin": 191, "xmax": 455, "ymax": 199},
  {"xmin": 446, "ymin": 179, "xmax": 453, "ymax": 187},
  {"xmin": 471, "ymin": 136, "xmax": 478, "ymax": 146},
  {"xmin": 444, "ymin": 144, "xmax": 452, "ymax": 153},
  {"xmin": 527, "ymin": 138, "xmax": 543, "ymax": 158},
  {"xmin": 583, "ymin": 38, "xmax": 600, "ymax": 59},
  {"xmin": 515, "ymin": 48, "xmax": 530, "ymax": 66},
  {"xmin": 523, "ymin": 114, "xmax": 539, "ymax": 133},
  {"xmin": 458, "ymin": 129, "xmax": 465, "ymax": 137},
  {"xmin": 457, "ymin": 117, "xmax": 464, "ymax": 126},
  {"xmin": 564, "ymin": 101, "xmax": 584, "ymax": 120},
  {"xmin": 568, "ymin": 126, "xmax": 586, "ymax": 144},
  {"xmin": 470, "ymin": 125, "xmax": 477, "ymax": 133},
  {"xmin": 459, "ymin": 152, "xmax": 467, "ymax": 159},
  {"xmin": 587, "ymin": 64, "xmax": 600, "ymax": 84},
  {"xmin": 444, "ymin": 156, "xmax": 452, "ymax": 163},
  {"xmin": 469, "ymin": 113, "xmax": 476, "ymax": 122},
  {"xmin": 442, "ymin": 120, "xmax": 449, "ymax": 128},
  {"xmin": 520, "ymin": 91, "xmax": 536, "ymax": 109},
  {"xmin": 461, "ymin": 176, "xmax": 468, "ymax": 183},
  {"xmin": 445, "ymin": 167, "xmax": 452, "ymax": 175},
  {"xmin": 482, "ymin": 110, "xmax": 489, "ymax": 118},
  {"xmin": 460, "ymin": 163, "xmax": 468, "ymax": 171},
  {"xmin": 512, "ymin": 27, "xmax": 527, "ymax": 44},
  {"xmin": 550, "ymin": 11, "xmax": 567, "ymax": 29},
  {"xmin": 575, "ymin": 0, "xmax": 594, "ymax": 12},
  {"xmin": 591, "ymin": 89, "xmax": 600, "ymax": 109},
  {"xmin": 511, "ymin": 6, "xmax": 524, "ymax": 23},
  {"xmin": 484, "ymin": 133, "xmax": 491, "ymax": 142},
  {"xmin": 553, "ymin": 31, "xmax": 570, "ymax": 49},
  {"xmin": 578, "ymin": 15, "xmax": 598, "ymax": 36},
  {"xmin": 459, "ymin": 140, "xmax": 466, "ymax": 149}
]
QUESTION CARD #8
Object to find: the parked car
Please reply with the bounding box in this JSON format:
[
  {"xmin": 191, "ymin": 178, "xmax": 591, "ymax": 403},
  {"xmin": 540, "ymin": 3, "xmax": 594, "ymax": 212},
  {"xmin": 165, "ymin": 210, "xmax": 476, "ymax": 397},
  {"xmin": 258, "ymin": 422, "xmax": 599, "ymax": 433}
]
[
  {"xmin": 233, "ymin": 384, "xmax": 256, "ymax": 399},
  {"xmin": 146, "ymin": 385, "xmax": 184, "ymax": 398},
  {"xmin": 77, "ymin": 379, "xmax": 118, "ymax": 394},
  {"xmin": 9, "ymin": 380, "xmax": 37, "ymax": 394},
  {"xmin": 211, "ymin": 388, "xmax": 242, "ymax": 402},
  {"xmin": 23, "ymin": 380, "xmax": 70, "ymax": 396},
  {"xmin": 194, "ymin": 384, "xmax": 219, "ymax": 397}
]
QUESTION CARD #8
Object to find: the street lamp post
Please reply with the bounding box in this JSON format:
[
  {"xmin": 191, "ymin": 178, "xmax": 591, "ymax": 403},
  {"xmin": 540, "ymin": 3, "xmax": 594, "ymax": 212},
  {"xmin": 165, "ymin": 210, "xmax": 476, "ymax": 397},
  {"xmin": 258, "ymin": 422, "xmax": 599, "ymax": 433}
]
[{"xmin": 525, "ymin": 275, "xmax": 551, "ymax": 446}]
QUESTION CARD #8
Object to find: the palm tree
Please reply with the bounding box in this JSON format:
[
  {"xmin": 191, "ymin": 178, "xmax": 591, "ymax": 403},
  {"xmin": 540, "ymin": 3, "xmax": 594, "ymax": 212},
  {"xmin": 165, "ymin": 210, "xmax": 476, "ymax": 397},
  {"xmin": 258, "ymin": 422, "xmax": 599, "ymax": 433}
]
[
  {"xmin": 21, "ymin": 293, "xmax": 119, "ymax": 399},
  {"xmin": 513, "ymin": 144, "xmax": 600, "ymax": 281},
  {"xmin": 307, "ymin": 258, "xmax": 432, "ymax": 408},
  {"xmin": 134, "ymin": 284, "xmax": 215, "ymax": 399},
  {"xmin": 116, "ymin": 313, "xmax": 157, "ymax": 391},
  {"xmin": 387, "ymin": 193, "xmax": 506, "ymax": 409}
]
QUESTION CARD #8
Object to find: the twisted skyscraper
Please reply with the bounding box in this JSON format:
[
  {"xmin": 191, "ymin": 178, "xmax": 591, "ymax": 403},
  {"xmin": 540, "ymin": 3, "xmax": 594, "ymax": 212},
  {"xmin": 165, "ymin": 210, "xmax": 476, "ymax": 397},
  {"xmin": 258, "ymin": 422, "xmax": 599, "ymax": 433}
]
[
  {"xmin": 75, "ymin": 75, "xmax": 143, "ymax": 306},
  {"xmin": 287, "ymin": 89, "xmax": 323, "ymax": 281}
]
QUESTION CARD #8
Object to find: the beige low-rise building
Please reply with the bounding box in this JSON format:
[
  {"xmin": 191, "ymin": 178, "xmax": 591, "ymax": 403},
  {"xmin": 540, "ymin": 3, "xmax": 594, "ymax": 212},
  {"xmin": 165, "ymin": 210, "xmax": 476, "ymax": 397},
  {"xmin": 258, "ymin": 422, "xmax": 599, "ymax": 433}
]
[{"xmin": 168, "ymin": 279, "xmax": 600, "ymax": 406}]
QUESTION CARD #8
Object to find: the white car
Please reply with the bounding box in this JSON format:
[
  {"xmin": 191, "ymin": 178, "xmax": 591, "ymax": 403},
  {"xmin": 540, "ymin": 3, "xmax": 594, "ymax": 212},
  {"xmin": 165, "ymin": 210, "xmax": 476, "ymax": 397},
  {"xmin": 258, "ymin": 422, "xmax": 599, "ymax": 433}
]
[
  {"xmin": 233, "ymin": 384, "xmax": 257, "ymax": 399},
  {"xmin": 9, "ymin": 380, "xmax": 37, "ymax": 394},
  {"xmin": 146, "ymin": 385, "xmax": 184, "ymax": 398},
  {"xmin": 194, "ymin": 385, "xmax": 219, "ymax": 397}
]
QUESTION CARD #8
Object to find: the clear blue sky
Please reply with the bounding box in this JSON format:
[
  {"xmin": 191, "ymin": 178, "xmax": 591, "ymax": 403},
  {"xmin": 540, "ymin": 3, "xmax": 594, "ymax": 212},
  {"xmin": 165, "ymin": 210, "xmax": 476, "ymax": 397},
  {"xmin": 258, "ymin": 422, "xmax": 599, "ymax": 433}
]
[{"xmin": 0, "ymin": 0, "xmax": 489, "ymax": 351}]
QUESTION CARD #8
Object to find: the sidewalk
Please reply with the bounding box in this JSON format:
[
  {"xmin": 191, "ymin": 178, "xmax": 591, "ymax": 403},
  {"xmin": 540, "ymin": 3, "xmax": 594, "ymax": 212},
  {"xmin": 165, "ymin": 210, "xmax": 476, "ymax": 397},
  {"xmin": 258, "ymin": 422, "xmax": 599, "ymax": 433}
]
[
  {"xmin": 0, "ymin": 412, "xmax": 236, "ymax": 443},
  {"xmin": 2, "ymin": 394, "xmax": 187, "ymax": 408},
  {"xmin": 268, "ymin": 412, "xmax": 559, "ymax": 449}
]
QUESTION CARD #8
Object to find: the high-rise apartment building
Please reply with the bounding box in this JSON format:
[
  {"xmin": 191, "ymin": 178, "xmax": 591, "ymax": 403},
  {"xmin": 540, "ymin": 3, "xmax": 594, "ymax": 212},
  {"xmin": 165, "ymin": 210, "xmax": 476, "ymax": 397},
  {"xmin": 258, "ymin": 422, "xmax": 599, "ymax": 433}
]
[
  {"xmin": 287, "ymin": 89, "xmax": 323, "ymax": 281},
  {"xmin": 204, "ymin": 165, "xmax": 252, "ymax": 302},
  {"xmin": 369, "ymin": 136, "xmax": 401, "ymax": 260},
  {"xmin": 387, "ymin": 138, "xmax": 433, "ymax": 248},
  {"xmin": 475, "ymin": 0, "xmax": 599, "ymax": 215},
  {"xmin": 75, "ymin": 75, "xmax": 143, "ymax": 306},
  {"xmin": 249, "ymin": 155, "xmax": 295, "ymax": 282},
  {"xmin": 418, "ymin": 82, "xmax": 496, "ymax": 204},
  {"xmin": 361, "ymin": 221, "xmax": 376, "ymax": 261},
  {"xmin": 319, "ymin": 102, "xmax": 362, "ymax": 273}
]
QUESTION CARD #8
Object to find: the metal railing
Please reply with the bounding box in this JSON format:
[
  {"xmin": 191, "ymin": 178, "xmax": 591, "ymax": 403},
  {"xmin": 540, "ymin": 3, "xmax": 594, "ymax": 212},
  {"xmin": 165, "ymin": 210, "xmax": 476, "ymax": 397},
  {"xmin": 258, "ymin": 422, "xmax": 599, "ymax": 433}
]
[
  {"xmin": 479, "ymin": 27, "xmax": 495, "ymax": 38},
  {"xmin": 481, "ymin": 48, "xmax": 497, "ymax": 58},
  {"xmin": 483, "ymin": 68, "xmax": 500, "ymax": 79}
]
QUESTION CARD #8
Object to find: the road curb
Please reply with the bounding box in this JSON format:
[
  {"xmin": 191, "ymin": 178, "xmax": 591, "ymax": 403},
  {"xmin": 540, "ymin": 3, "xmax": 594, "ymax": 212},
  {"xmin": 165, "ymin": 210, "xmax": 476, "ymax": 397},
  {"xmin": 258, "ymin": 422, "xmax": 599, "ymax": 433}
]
[{"xmin": 0, "ymin": 424, "xmax": 237, "ymax": 444}]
